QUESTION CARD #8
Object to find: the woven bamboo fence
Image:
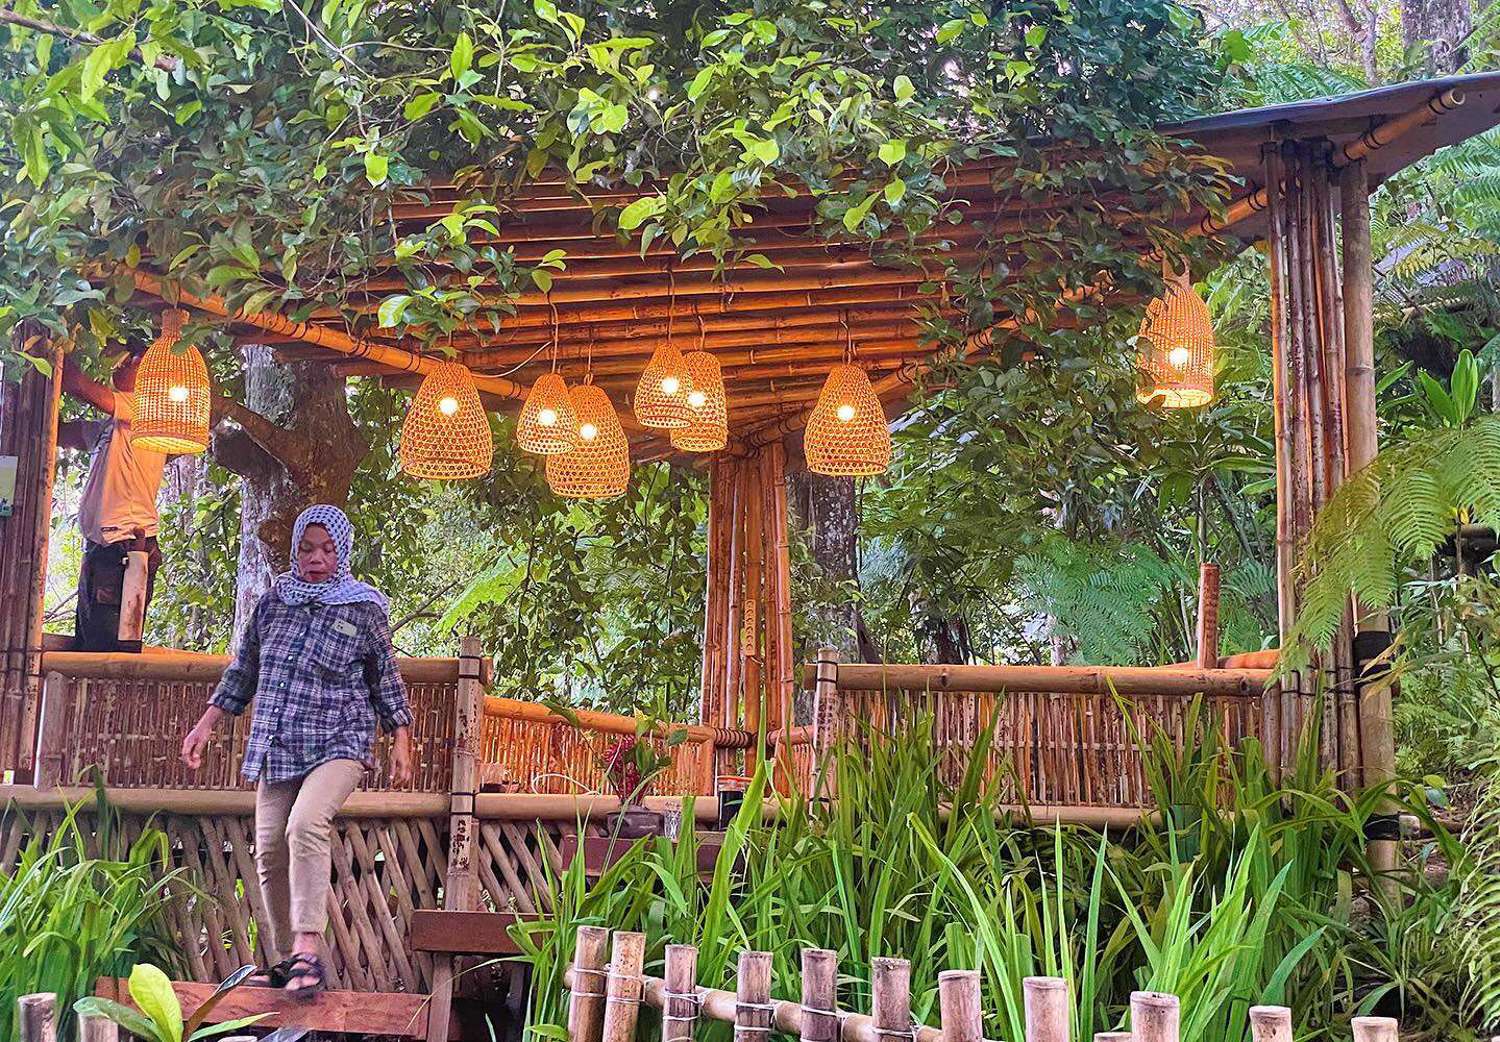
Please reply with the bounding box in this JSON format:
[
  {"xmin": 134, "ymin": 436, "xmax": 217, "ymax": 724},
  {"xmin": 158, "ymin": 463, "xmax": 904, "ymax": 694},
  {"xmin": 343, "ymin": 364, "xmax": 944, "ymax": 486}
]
[
  {"xmin": 562, "ymin": 926, "xmax": 1406, "ymax": 1042},
  {"xmin": 804, "ymin": 654, "xmax": 1276, "ymax": 808}
]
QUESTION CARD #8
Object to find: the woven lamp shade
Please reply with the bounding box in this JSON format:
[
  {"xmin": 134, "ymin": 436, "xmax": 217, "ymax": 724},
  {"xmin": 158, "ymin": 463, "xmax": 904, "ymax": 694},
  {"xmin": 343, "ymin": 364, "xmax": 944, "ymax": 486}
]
[
  {"xmin": 634, "ymin": 343, "xmax": 695, "ymax": 429},
  {"xmin": 1135, "ymin": 273, "xmax": 1215, "ymax": 409},
  {"xmin": 670, "ymin": 351, "xmax": 728, "ymax": 453},
  {"xmin": 805, "ymin": 364, "xmax": 892, "ymax": 477},
  {"xmin": 398, "ymin": 361, "xmax": 494, "ymax": 480},
  {"xmin": 517, "ymin": 372, "xmax": 578, "ymax": 454},
  {"xmin": 545, "ymin": 384, "xmax": 630, "ymax": 499},
  {"xmin": 133, "ymin": 309, "xmax": 211, "ymax": 454}
]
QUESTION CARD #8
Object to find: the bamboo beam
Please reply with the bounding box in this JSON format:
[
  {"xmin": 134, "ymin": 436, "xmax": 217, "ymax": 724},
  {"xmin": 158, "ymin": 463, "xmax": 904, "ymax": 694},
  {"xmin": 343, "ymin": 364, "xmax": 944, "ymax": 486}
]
[
  {"xmin": 826, "ymin": 662, "xmax": 1270, "ymax": 697},
  {"xmin": 1194, "ymin": 563, "xmax": 1221, "ymax": 670},
  {"xmin": 41, "ymin": 650, "xmax": 465, "ymax": 684}
]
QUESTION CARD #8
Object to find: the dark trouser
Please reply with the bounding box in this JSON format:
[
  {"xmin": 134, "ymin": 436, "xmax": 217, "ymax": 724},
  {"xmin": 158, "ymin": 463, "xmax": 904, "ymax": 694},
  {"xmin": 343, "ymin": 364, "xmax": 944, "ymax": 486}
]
[{"xmin": 74, "ymin": 536, "xmax": 161, "ymax": 652}]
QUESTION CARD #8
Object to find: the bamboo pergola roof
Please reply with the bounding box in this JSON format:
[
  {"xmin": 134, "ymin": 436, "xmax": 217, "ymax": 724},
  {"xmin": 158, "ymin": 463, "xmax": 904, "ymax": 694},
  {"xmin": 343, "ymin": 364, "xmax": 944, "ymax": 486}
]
[{"xmin": 132, "ymin": 72, "xmax": 1500, "ymax": 456}]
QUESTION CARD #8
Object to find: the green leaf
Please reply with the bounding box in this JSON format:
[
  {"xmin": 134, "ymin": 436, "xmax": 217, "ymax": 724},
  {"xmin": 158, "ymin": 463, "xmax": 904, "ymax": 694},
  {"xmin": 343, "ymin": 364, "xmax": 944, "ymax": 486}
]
[
  {"xmin": 80, "ymin": 36, "xmax": 133, "ymax": 101},
  {"xmin": 534, "ymin": 0, "xmax": 559, "ymax": 23},
  {"xmin": 130, "ymin": 964, "xmax": 184, "ymax": 1042},
  {"xmin": 378, "ymin": 294, "xmax": 412, "ymax": 328},
  {"xmin": 893, "ymin": 74, "xmax": 915, "ymax": 102},
  {"xmin": 531, "ymin": 269, "xmax": 553, "ymax": 293},
  {"xmin": 746, "ymin": 137, "xmax": 779, "ymax": 165},
  {"xmin": 686, "ymin": 68, "xmax": 714, "ymax": 100},
  {"xmin": 884, "ymin": 178, "xmax": 906, "ymax": 204},
  {"xmin": 175, "ymin": 101, "xmax": 203, "ymax": 126},
  {"xmin": 878, "ymin": 139, "xmax": 907, "ymax": 166},
  {"xmin": 449, "ymin": 31, "xmax": 474, "ymax": 79},
  {"xmin": 842, "ymin": 192, "xmax": 877, "ymax": 233},
  {"xmin": 1025, "ymin": 24, "xmax": 1048, "ymax": 47},
  {"xmin": 936, "ymin": 18, "xmax": 966, "ymax": 44},
  {"xmin": 404, "ymin": 92, "xmax": 441, "ymax": 121},
  {"xmin": 73, "ymin": 997, "xmax": 160, "ymax": 1041},
  {"xmin": 364, "ymin": 151, "xmax": 390, "ymax": 186},
  {"xmin": 618, "ymin": 195, "xmax": 664, "ymax": 231}
]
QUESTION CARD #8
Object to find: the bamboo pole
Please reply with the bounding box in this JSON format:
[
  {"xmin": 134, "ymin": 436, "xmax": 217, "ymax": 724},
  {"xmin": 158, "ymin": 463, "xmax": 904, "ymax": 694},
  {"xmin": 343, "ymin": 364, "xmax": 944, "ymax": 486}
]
[
  {"xmin": 723, "ymin": 461, "xmax": 747, "ymax": 737},
  {"xmin": 31, "ymin": 671, "xmax": 66, "ymax": 788},
  {"xmin": 1024, "ymin": 977, "xmax": 1069, "ymax": 1042},
  {"xmin": 16, "ymin": 993, "xmax": 56, "ymax": 1042},
  {"xmin": 734, "ymin": 951, "xmax": 774, "ymax": 1042},
  {"xmin": 1247, "ymin": 1006, "xmax": 1293, "ymax": 1042},
  {"xmin": 812, "ymin": 647, "xmax": 841, "ymax": 800},
  {"xmin": 78, "ymin": 1014, "xmax": 120, "ymax": 1042},
  {"xmin": 1194, "ymin": 563, "xmax": 1220, "ymax": 670},
  {"xmin": 1351, "ymin": 1017, "xmax": 1399, "ymax": 1042},
  {"xmin": 663, "ymin": 944, "xmax": 700, "ymax": 1042},
  {"xmin": 700, "ymin": 460, "xmax": 728, "ymax": 729},
  {"xmin": 938, "ymin": 970, "xmax": 983, "ymax": 1042},
  {"xmin": 600, "ymin": 932, "xmax": 647, "ymax": 1042},
  {"xmin": 567, "ymin": 926, "xmax": 610, "ymax": 1042},
  {"xmin": 742, "ymin": 462, "xmax": 766, "ymax": 772},
  {"xmin": 1095, "ymin": 1036, "xmax": 1131, "ymax": 1042},
  {"xmin": 800, "ymin": 950, "xmax": 840, "ymax": 1042},
  {"xmin": 1129, "ymin": 992, "xmax": 1179, "ymax": 1042},
  {"xmin": 39, "ymin": 650, "xmax": 466, "ymax": 684}
]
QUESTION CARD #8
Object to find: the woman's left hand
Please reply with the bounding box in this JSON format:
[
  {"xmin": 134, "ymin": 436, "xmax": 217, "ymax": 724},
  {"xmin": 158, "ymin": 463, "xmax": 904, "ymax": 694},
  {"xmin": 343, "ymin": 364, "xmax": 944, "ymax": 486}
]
[{"xmin": 390, "ymin": 726, "xmax": 414, "ymax": 787}]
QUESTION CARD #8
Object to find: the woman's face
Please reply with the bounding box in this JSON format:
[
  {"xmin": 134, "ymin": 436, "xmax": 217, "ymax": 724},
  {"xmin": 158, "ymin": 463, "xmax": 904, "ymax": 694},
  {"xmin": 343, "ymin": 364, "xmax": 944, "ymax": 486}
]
[{"xmin": 297, "ymin": 523, "xmax": 338, "ymax": 584}]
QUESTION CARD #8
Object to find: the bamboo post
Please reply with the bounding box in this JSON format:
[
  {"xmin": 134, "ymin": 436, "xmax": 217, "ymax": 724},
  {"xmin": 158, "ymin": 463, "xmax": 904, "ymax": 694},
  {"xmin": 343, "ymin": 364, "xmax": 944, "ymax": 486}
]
[
  {"xmin": 700, "ymin": 460, "xmax": 730, "ymax": 732},
  {"xmin": 17, "ymin": 993, "xmax": 56, "ymax": 1042},
  {"xmin": 938, "ymin": 970, "xmax": 983, "ymax": 1042},
  {"xmin": 1094, "ymin": 1035, "xmax": 1131, "ymax": 1042},
  {"xmin": 1129, "ymin": 992, "xmax": 1179, "ymax": 1042},
  {"xmin": 32, "ymin": 670, "xmax": 66, "ymax": 788},
  {"xmin": 872, "ymin": 958, "xmax": 912, "ymax": 1042},
  {"xmin": 78, "ymin": 1014, "xmax": 121, "ymax": 1042},
  {"xmin": 567, "ymin": 925, "xmax": 610, "ymax": 1042},
  {"xmin": 601, "ymin": 931, "xmax": 647, "ymax": 1042},
  {"xmin": 764, "ymin": 443, "xmax": 796, "ymax": 794},
  {"xmin": 1340, "ymin": 156, "xmax": 1398, "ymax": 880},
  {"xmin": 742, "ymin": 463, "xmax": 766, "ymax": 772},
  {"xmin": 426, "ymin": 635, "xmax": 486, "ymax": 1042},
  {"xmin": 1247, "ymin": 1005, "xmax": 1293, "ymax": 1042},
  {"xmin": 1023, "ymin": 977, "xmax": 1069, "ymax": 1042},
  {"xmin": 1194, "ymin": 563, "xmax": 1220, "ymax": 669},
  {"xmin": 734, "ymin": 951, "xmax": 774, "ymax": 1042},
  {"xmin": 801, "ymin": 950, "xmax": 840, "ymax": 1042},
  {"xmin": 1351, "ymin": 1017, "xmax": 1399, "ymax": 1042},
  {"xmin": 811, "ymin": 646, "xmax": 840, "ymax": 799},
  {"xmin": 663, "ymin": 944, "xmax": 700, "ymax": 1042}
]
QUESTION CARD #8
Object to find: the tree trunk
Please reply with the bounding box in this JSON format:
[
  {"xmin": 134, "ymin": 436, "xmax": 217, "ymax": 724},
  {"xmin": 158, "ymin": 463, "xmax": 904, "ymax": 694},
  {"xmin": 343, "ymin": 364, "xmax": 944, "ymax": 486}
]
[
  {"xmin": 791, "ymin": 469, "xmax": 880, "ymax": 665},
  {"xmin": 1402, "ymin": 0, "xmax": 1473, "ymax": 72},
  {"xmin": 211, "ymin": 344, "xmax": 368, "ymax": 636}
]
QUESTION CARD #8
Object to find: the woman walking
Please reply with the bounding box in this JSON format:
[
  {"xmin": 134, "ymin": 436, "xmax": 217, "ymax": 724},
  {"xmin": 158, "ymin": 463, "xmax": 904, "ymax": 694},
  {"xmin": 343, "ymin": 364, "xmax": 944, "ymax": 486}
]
[{"xmin": 181, "ymin": 504, "xmax": 414, "ymax": 997}]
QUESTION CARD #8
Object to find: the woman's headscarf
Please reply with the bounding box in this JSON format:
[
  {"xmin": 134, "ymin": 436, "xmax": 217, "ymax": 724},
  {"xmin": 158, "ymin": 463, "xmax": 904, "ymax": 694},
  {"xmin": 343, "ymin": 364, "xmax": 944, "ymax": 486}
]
[{"xmin": 273, "ymin": 504, "xmax": 390, "ymax": 612}]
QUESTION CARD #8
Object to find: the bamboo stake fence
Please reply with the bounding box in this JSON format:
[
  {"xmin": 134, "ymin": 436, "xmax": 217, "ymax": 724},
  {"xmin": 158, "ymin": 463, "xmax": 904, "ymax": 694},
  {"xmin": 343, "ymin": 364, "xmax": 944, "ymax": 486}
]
[{"xmin": 560, "ymin": 928, "xmax": 1422, "ymax": 1042}]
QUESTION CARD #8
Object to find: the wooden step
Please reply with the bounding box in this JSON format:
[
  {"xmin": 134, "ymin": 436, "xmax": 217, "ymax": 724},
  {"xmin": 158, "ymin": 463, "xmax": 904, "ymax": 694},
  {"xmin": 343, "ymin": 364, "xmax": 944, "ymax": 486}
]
[{"xmin": 95, "ymin": 978, "xmax": 431, "ymax": 1038}]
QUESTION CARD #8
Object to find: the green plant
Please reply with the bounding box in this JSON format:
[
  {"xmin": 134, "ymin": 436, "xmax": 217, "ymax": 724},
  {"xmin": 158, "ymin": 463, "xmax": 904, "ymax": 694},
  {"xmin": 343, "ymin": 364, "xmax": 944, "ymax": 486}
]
[
  {"xmin": 75, "ymin": 964, "xmax": 264, "ymax": 1042},
  {"xmin": 0, "ymin": 794, "xmax": 190, "ymax": 1040}
]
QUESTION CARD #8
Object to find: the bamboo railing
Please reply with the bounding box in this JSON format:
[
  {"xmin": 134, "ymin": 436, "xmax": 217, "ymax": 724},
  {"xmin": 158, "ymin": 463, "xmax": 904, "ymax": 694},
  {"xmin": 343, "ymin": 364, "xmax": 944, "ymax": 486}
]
[
  {"xmin": 803, "ymin": 651, "xmax": 1276, "ymax": 808},
  {"xmin": 562, "ymin": 927, "xmax": 1407, "ymax": 1042},
  {"xmin": 30, "ymin": 648, "xmax": 744, "ymax": 795}
]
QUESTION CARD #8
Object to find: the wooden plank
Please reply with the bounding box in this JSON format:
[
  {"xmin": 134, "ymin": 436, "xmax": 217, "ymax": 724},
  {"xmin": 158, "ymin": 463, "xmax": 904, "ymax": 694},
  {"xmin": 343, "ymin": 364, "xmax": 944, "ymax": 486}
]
[
  {"xmin": 409, "ymin": 910, "xmax": 525, "ymax": 955},
  {"xmin": 93, "ymin": 979, "xmax": 429, "ymax": 1038},
  {"xmin": 558, "ymin": 833, "xmax": 725, "ymax": 877}
]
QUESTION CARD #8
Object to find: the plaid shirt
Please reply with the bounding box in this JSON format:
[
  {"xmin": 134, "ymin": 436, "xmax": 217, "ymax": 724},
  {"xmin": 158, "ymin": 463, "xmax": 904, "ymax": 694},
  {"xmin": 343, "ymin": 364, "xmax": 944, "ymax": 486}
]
[{"xmin": 210, "ymin": 593, "xmax": 413, "ymax": 783}]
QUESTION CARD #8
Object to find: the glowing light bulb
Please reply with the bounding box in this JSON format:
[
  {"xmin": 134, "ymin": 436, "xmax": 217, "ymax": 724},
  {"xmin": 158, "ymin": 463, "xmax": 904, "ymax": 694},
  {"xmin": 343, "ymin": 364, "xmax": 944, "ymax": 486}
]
[
  {"xmin": 579, "ymin": 422, "xmax": 598, "ymax": 441},
  {"xmin": 168, "ymin": 385, "xmax": 189, "ymax": 403},
  {"xmin": 660, "ymin": 375, "xmax": 680, "ymax": 395},
  {"xmin": 1168, "ymin": 346, "xmax": 1190, "ymax": 369},
  {"xmin": 688, "ymin": 389, "xmax": 707, "ymax": 409},
  {"xmin": 538, "ymin": 407, "xmax": 558, "ymax": 427},
  {"xmin": 438, "ymin": 396, "xmax": 460, "ymax": 416},
  {"xmin": 836, "ymin": 403, "xmax": 856, "ymax": 422}
]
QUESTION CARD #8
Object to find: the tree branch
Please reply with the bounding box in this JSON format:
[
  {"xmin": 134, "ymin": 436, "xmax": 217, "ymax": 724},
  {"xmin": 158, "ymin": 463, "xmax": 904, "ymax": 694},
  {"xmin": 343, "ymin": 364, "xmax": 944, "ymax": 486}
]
[
  {"xmin": 211, "ymin": 392, "xmax": 316, "ymax": 488},
  {"xmin": 0, "ymin": 8, "xmax": 177, "ymax": 69}
]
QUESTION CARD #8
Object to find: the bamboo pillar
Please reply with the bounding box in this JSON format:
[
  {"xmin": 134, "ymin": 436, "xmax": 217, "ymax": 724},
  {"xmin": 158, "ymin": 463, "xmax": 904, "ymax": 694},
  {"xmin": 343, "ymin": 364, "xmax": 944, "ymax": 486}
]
[
  {"xmin": 1247, "ymin": 1006, "xmax": 1293, "ymax": 1042},
  {"xmin": 32, "ymin": 671, "xmax": 66, "ymax": 788},
  {"xmin": 1341, "ymin": 157, "xmax": 1399, "ymax": 879},
  {"xmin": 734, "ymin": 951, "xmax": 774, "ymax": 1042},
  {"xmin": 79, "ymin": 1013, "xmax": 120, "ymax": 1042},
  {"xmin": 1351, "ymin": 1017, "xmax": 1399, "ymax": 1042},
  {"xmin": 760, "ymin": 442, "xmax": 796, "ymax": 793},
  {"xmin": 1023, "ymin": 977, "xmax": 1069, "ymax": 1042},
  {"xmin": 742, "ymin": 461, "xmax": 765, "ymax": 772},
  {"xmin": 0, "ymin": 340, "xmax": 62, "ymax": 778},
  {"xmin": 601, "ymin": 932, "xmax": 647, "ymax": 1042},
  {"xmin": 1129, "ymin": 992, "xmax": 1179, "ymax": 1042},
  {"xmin": 426, "ymin": 635, "xmax": 485, "ymax": 1042},
  {"xmin": 938, "ymin": 970, "xmax": 983, "ymax": 1042},
  {"xmin": 700, "ymin": 460, "xmax": 731, "ymax": 733},
  {"xmin": 872, "ymin": 958, "xmax": 913, "ymax": 1042},
  {"xmin": 723, "ymin": 461, "xmax": 747, "ymax": 734},
  {"xmin": 812, "ymin": 646, "xmax": 840, "ymax": 799},
  {"xmin": 16, "ymin": 994, "xmax": 56, "ymax": 1042},
  {"xmin": 663, "ymin": 944, "xmax": 700, "ymax": 1042}
]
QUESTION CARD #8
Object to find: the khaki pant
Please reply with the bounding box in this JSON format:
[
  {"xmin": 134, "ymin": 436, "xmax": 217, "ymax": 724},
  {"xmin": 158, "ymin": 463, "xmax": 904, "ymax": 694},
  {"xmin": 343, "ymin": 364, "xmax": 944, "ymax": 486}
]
[{"xmin": 254, "ymin": 758, "xmax": 365, "ymax": 959}]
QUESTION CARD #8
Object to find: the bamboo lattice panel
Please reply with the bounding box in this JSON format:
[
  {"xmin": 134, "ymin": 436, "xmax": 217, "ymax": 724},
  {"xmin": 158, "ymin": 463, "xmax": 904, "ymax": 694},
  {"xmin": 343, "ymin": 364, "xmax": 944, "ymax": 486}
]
[
  {"xmin": 835, "ymin": 688, "xmax": 1262, "ymax": 807},
  {"xmin": 0, "ymin": 805, "xmax": 583, "ymax": 990},
  {"xmin": 477, "ymin": 713, "xmax": 713, "ymax": 796},
  {"xmin": 50, "ymin": 676, "xmax": 458, "ymax": 791}
]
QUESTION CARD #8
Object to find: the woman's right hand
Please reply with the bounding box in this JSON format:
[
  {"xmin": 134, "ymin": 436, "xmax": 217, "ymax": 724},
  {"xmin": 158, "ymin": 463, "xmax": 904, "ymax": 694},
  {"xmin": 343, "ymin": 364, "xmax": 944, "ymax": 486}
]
[{"xmin": 181, "ymin": 707, "xmax": 227, "ymax": 770}]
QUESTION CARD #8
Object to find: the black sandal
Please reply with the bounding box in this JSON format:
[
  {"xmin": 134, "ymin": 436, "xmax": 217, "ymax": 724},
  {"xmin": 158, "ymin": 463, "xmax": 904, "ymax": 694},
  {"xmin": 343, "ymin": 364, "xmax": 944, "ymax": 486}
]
[
  {"xmin": 246, "ymin": 958, "xmax": 296, "ymax": 987},
  {"xmin": 282, "ymin": 953, "xmax": 326, "ymax": 1000}
]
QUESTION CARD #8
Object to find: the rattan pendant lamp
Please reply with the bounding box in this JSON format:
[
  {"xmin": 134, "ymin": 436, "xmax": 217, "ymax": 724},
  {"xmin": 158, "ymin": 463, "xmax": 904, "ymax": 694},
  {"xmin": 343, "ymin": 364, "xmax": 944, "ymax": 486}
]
[
  {"xmin": 1135, "ymin": 261, "xmax": 1215, "ymax": 409},
  {"xmin": 546, "ymin": 382, "xmax": 630, "ymax": 498},
  {"xmin": 805, "ymin": 315, "xmax": 892, "ymax": 476},
  {"xmin": 398, "ymin": 360, "xmax": 494, "ymax": 479},
  {"xmin": 670, "ymin": 322, "xmax": 728, "ymax": 453},
  {"xmin": 517, "ymin": 302, "xmax": 579, "ymax": 454},
  {"xmin": 133, "ymin": 308, "xmax": 211, "ymax": 454},
  {"xmin": 634, "ymin": 269, "xmax": 694, "ymax": 429}
]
